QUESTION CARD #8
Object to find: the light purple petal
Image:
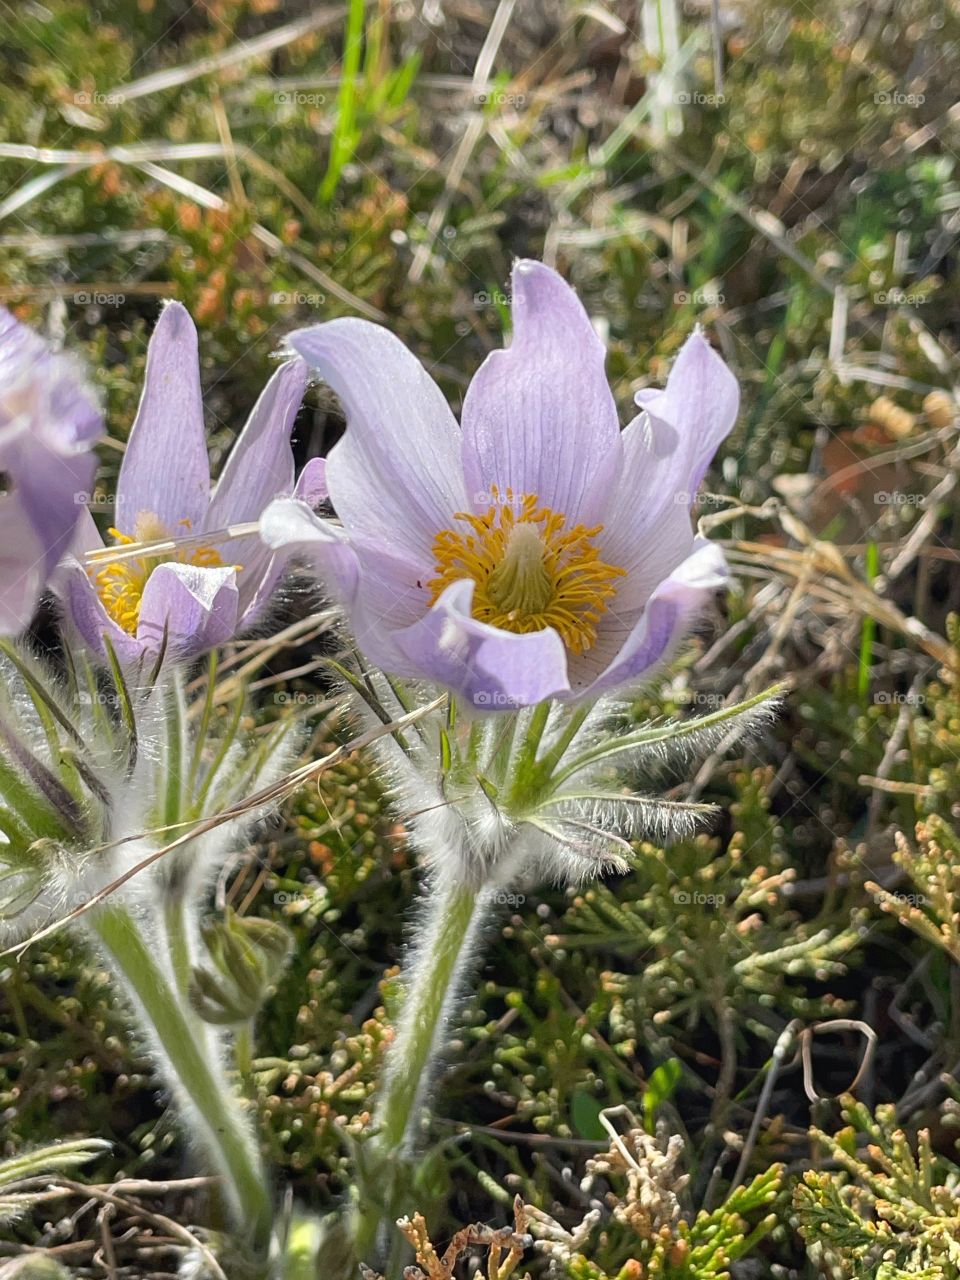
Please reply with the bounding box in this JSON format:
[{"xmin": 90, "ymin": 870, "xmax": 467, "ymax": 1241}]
[
  {"xmin": 204, "ymin": 357, "xmax": 310, "ymax": 611},
  {"xmin": 0, "ymin": 307, "xmax": 102, "ymax": 600},
  {"xmin": 287, "ymin": 319, "xmax": 468, "ymax": 559},
  {"xmin": 0, "ymin": 498, "xmax": 45, "ymax": 633},
  {"xmin": 136, "ymin": 562, "xmax": 240, "ymax": 657},
  {"xmin": 59, "ymin": 561, "xmax": 145, "ymax": 666},
  {"xmin": 630, "ymin": 329, "xmax": 739, "ymax": 500},
  {"xmin": 205, "ymin": 357, "xmax": 308, "ymax": 529},
  {"xmin": 14, "ymin": 449, "xmax": 98, "ymax": 578},
  {"xmin": 391, "ymin": 579, "xmax": 571, "ymax": 709},
  {"xmin": 460, "ymin": 260, "xmax": 622, "ymax": 523},
  {"xmin": 116, "ymin": 302, "xmax": 210, "ymax": 534},
  {"xmin": 580, "ymin": 539, "xmax": 729, "ymax": 698},
  {"xmin": 259, "ymin": 497, "xmax": 359, "ymax": 604},
  {"xmin": 292, "ymin": 457, "xmax": 328, "ymax": 505},
  {"xmin": 595, "ymin": 413, "xmax": 702, "ymax": 616}
]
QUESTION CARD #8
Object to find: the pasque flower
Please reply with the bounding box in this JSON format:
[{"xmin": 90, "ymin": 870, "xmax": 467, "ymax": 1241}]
[
  {"xmin": 61, "ymin": 301, "xmax": 324, "ymax": 665},
  {"xmin": 261, "ymin": 260, "xmax": 738, "ymax": 708},
  {"xmin": 0, "ymin": 307, "xmax": 102, "ymax": 634}
]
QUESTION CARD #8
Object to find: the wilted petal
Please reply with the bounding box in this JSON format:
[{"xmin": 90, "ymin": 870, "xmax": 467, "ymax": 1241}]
[
  {"xmin": 288, "ymin": 319, "xmax": 468, "ymax": 557},
  {"xmin": 136, "ymin": 562, "xmax": 240, "ymax": 657},
  {"xmin": 392, "ymin": 579, "xmax": 571, "ymax": 709},
  {"xmin": 116, "ymin": 302, "xmax": 210, "ymax": 534},
  {"xmin": 582, "ymin": 539, "xmax": 729, "ymax": 698},
  {"xmin": 460, "ymin": 260, "xmax": 622, "ymax": 523}
]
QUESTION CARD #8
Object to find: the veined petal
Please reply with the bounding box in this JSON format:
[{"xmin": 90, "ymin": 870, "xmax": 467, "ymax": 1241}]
[
  {"xmin": 136, "ymin": 562, "xmax": 240, "ymax": 657},
  {"xmin": 59, "ymin": 561, "xmax": 145, "ymax": 666},
  {"xmin": 391, "ymin": 579, "xmax": 571, "ymax": 709},
  {"xmin": 116, "ymin": 302, "xmax": 210, "ymax": 534},
  {"xmin": 292, "ymin": 456, "xmax": 328, "ymax": 505},
  {"xmin": 259, "ymin": 497, "xmax": 359, "ymax": 604},
  {"xmin": 206, "ymin": 357, "xmax": 309, "ymax": 529},
  {"xmin": 0, "ymin": 498, "xmax": 45, "ymax": 633},
  {"xmin": 204, "ymin": 357, "xmax": 310, "ymax": 611},
  {"xmin": 580, "ymin": 539, "xmax": 729, "ymax": 698},
  {"xmin": 287, "ymin": 319, "xmax": 468, "ymax": 557},
  {"xmin": 460, "ymin": 260, "xmax": 622, "ymax": 523},
  {"xmin": 631, "ymin": 329, "xmax": 739, "ymax": 501}
]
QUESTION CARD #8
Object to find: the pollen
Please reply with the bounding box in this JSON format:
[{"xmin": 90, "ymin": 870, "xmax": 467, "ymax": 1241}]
[
  {"xmin": 90, "ymin": 513, "xmax": 227, "ymax": 635},
  {"xmin": 428, "ymin": 488, "xmax": 624, "ymax": 654}
]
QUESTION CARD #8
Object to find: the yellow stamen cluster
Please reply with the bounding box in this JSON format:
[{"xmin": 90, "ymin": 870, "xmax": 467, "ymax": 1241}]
[
  {"xmin": 90, "ymin": 513, "xmax": 226, "ymax": 635},
  {"xmin": 428, "ymin": 488, "xmax": 624, "ymax": 655}
]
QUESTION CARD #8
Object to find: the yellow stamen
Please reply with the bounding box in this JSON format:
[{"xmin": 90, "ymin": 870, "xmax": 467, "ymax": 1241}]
[
  {"xmin": 428, "ymin": 487, "xmax": 624, "ymax": 655},
  {"xmin": 90, "ymin": 513, "xmax": 229, "ymax": 635}
]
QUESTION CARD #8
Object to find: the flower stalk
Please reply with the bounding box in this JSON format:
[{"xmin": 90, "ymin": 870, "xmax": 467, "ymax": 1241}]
[
  {"xmin": 92, "ymin": 903, "xmax": 272, "ymax": 1250},
  {"xmin": 352, "ymin": 877, "xmax": 485, "ymax": 1262}
]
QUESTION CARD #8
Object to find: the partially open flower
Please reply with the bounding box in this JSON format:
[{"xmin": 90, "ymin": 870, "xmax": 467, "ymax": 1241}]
[
  {"xmin": 60, "ymin": 302, "xmax": 324, "ymax": 665},
  {"xmin": 262, "ymin": 260, "xmax": 738, "ymax": 709},
  {"xmin": 0, "ymin": 307, "xmax": 102, "ymax": 634}
]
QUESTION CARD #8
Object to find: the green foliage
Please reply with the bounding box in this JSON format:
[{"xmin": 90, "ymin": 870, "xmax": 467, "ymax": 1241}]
[{"xmin": 795, "ymin": 1095, "xmax": 960, "ymax": 1279}]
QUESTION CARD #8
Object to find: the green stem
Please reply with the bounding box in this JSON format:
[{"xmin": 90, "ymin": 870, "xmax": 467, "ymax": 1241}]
[
  {"xmin": 93, "ymin": 904, "xmax": 271, "ymax": 1250},
  {"xmin": 352, "ymin": 879, "xmax": 482, "ymax": 1262},
  {"xmin": 164, "ymin": 900, "xmax": 193, "ymax": 997}
]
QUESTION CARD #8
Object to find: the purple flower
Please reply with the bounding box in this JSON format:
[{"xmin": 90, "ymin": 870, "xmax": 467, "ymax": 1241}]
[
  {"xmin": 262, "ymin": 261, "xmax": 738, "ymax": 708},
  {"xmin": 61, "ymin": 301, "xmax": 324, "ymax": 665},
  {"xmin": 0, "ymin": 307, "xmax": 102, "ymax": 634}
]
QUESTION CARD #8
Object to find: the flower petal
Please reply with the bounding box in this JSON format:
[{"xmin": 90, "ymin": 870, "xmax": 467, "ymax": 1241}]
[
  {"xmin": 136, "ymin": 562, "xmax": 240, "ymax": 657},
  {"xmin": 460, "ymin": 260, "xmax": 622, "ymax": 522},
  {"xmin": 292, "ymin": 457, "xmax": 328, "ymax": 505},
  {"xmin": 631, "ymin": 329, "xmax": 739, "ymax": 500},
  {"xmin": 391, "ymin": 579, "xmax": 571, "ymax": 709},
  {"xmin": 205, "ymin": 357, "xmax": 308, "ymax": 530},
  {"xmin": 116, "ymin": 302, "xmax": 210, "ymax": 534},
  {"xmin": 0, "ymin": 497, "xmax": 45, "ymax": 633},
  {"xmin": 259, "ymin": 497, "xmax": 359, "ymax": 604},
  {"xmin": 580, "ymin": 539, "xmax": 729, "ymax": 698},
  {"xmin": 59, "ymin": 561, "xmax": 144, "ymax": 665},
  {"xmin": 287, "ymin": 319, "xmax": 468, "ymax": 558}
]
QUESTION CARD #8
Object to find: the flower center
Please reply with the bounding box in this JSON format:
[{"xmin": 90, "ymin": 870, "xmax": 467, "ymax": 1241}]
[
  {"xmin": 428, "ymin": 488, "xmax": 624, "ymax": 654},
  {"xmin": 90, "ymin": 512, "xmax": 226, "ymax": 635}
]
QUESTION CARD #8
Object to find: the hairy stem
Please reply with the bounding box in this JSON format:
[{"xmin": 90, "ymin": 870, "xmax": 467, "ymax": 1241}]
[
  {"xmin": 93, "ymin": 904, "xmax": 271, "ymax": 1250},
  {"xmin": 352, "ymin": 878, "xmax": 485, "ymax": 1262}
]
